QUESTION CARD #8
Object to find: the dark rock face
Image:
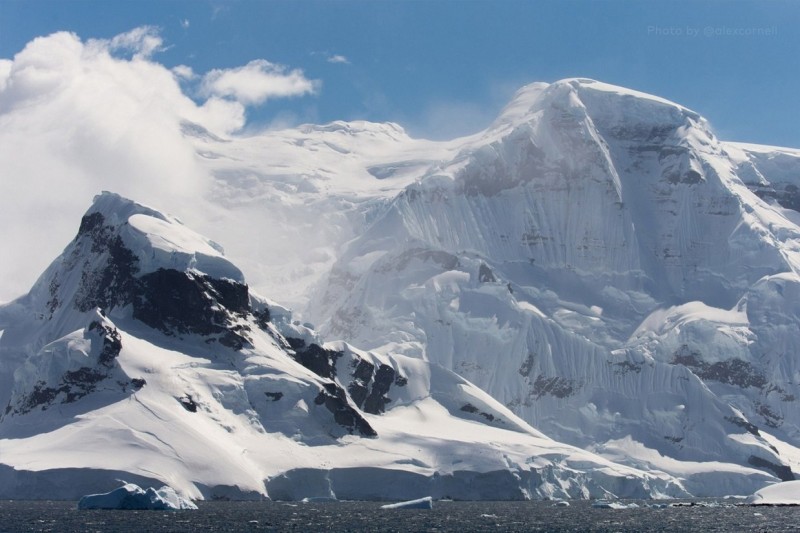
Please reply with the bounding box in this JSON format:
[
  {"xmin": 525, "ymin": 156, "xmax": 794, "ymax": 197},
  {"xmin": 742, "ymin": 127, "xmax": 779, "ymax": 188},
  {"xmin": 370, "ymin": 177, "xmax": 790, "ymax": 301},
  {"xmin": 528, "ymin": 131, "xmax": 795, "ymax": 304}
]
[
  {"xmin": 347, "ymin": 359, "xmax": 405, "ymax": 415},
  {"xmin": 314, "ymin": 383, "xmax": 377, "ymax": 437},
  {"xmin": 478, "ymin": 263, "xmax": 497, "ymax": 283},
  {"xmin": 531, "ymin": 374, "xmax": 579, "ymax": 399},
  {"xmin": 748, "ymin": 455, "xmax": 795, "ymax": 482},
  {"xmin": 286, "ymin": 339, "xmax": 341, "ymax": 380},
  {"xmin": 363, "ymin": 364, "xmax": 396, "ymax": 415},
  {"xmin": 133, "ymin": 268, "xmax": 251, "ymax": 348},
  {"xmin": 725, "ymin": 415, "xmax": 760, "ymax": 437},
  {"xmin": 65, "ymin": 213, "xmax": 140, "ymax": 315},
  {"xmin": 673, "ymin": 346, "xmax": 769, "ymax": 390},
  {"xmin": 750, "ymin": 183, "xmax": 800, "ymax": 213},
  {"xmin": 8, "ymin": 321, "xmax": 142, "ymax": 415},
  {"xmin": 177, "ymin": 395, "xmax": 198, "ymax": 413},
  {"xmin": 51, "ymin": 212, "xmax": 257, "ymax": 352},
  {"xmin": 460, "ymin": 403, "xmax": 496, "ymax": 422},
  {"xmin": 88, "ymin": 320, "xmax": 122, "ymax": 367}
]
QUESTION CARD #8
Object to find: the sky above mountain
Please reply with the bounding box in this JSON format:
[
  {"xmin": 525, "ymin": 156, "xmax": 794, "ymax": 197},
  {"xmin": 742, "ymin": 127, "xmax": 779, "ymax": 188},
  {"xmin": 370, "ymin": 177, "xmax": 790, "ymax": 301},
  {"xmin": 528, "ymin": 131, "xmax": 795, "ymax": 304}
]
[
  {"xmin": 1, "ymin": 0, "xmax": 798, "ymax": 145},
  {"xmin": 0, "ymin": 0, "xmax": 798, "ymax": 303}
]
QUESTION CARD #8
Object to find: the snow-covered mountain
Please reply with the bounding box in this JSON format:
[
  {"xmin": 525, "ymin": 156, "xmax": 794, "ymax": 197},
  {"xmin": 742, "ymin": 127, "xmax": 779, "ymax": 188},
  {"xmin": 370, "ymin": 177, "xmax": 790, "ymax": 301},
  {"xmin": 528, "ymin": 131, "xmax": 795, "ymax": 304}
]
[
  {"xmin": 296, "ymin": 79, "xmax": 800, "ymax": 493},
  {"xmin": 4, "ymin": 78, "xmax": 800, "ymax": 500},
  {"xmin": 0, "ymin": 192, "xmax": 682, "ymax": 500}
]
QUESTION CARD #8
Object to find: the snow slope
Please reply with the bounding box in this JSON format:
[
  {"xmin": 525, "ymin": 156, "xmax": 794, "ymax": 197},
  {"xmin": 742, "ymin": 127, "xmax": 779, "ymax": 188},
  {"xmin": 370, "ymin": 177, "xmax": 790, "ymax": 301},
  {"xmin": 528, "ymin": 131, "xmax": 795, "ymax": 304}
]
[
  {"xmin": 0, "ymin": 193, "xmax": 682, "ymax": 500},
  {"xmin": 303, "ymin": 79, "xmax": 800, "ymax": 493}
]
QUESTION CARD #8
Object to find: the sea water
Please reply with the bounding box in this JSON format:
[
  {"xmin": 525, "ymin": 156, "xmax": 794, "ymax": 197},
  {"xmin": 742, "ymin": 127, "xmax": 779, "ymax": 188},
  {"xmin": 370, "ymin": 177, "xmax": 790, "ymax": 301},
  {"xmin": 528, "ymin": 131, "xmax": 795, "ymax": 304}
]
[{"xmin": 1, "ymin": 500, "xmax": 798, "ymax": 532}]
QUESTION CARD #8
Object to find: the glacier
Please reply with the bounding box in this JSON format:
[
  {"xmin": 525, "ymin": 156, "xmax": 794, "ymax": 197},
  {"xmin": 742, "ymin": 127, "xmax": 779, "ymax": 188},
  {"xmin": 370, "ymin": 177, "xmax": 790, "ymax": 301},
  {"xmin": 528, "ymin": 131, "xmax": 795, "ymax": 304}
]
[{"xmin": 0, "ymin": 192, "xmax": 684, "ymax": 500}]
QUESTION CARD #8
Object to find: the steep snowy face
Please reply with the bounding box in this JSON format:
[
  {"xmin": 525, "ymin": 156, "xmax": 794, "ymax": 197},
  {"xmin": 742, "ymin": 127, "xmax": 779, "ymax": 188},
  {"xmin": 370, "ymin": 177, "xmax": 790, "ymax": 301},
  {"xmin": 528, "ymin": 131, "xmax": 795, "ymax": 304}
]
[
  {"xmin": 311, "ymin": 79, "xmax": 800, "ymax": 490},
  {"xmin": 0, "ymin": 193, "xmax": 684, "ymax": 500}
]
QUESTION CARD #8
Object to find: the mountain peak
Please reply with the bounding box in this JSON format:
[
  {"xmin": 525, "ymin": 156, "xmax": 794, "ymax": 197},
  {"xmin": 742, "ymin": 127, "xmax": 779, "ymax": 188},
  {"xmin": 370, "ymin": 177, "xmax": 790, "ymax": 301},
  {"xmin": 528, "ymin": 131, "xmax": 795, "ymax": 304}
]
[{"xmin": 491, "ymin": 78, "xmax": 702, "ymax": 136}]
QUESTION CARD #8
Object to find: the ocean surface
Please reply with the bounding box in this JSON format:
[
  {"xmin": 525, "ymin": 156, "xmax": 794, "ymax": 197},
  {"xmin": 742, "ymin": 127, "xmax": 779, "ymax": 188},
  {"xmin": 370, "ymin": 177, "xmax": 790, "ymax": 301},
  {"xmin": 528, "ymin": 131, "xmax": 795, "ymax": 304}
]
[{"xmin": 1, "ymin": 500, "xmax": 798, "ymax": 532}]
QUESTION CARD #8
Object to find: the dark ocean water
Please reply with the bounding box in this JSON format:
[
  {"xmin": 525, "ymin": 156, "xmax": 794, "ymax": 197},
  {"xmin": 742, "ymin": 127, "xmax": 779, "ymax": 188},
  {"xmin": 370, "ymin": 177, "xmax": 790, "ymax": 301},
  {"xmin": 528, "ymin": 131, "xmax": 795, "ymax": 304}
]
[{"xmin": 0, "ymin": 500, "xmax": 798, "ymax": 532}]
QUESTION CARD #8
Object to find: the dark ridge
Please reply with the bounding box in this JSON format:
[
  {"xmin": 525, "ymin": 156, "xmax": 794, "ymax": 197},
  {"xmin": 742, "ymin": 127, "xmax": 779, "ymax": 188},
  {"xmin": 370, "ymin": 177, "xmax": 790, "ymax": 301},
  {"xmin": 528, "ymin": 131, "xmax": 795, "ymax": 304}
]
[
  {"xmin": 314, "ymin": 383, "xmax": 377, "ymax": 438},
  {"xmin": 725, "ymin": 416, "xmax": 760, "ymax": 437},
  {"xmin": 264, "ymin": 391, "xmax": 283, "ymax": 401},
  {"xmin": 178, "ymin": 395, "xmax": 198, "ymax": 413},
  {"xmin": 88, "ymin": 321, "xmax": 122, "ymax": 367},
  {"xmin": 363, "ymin": 364, "xmax": 396, "ymax": 415},
  {"xmin": 288, "ymin": 340, "xmax": 342, "ymax": 381},
  {"xmin": 748, "ymin": 455, "xmax": 795, "ymax": 482},
  {"xmin": 133, "ymin": 268, "xmax": 251, "ymax": 348},
  {"xmin": 460, "ymin": 403, "xmax": 496, "ymax": 422},
  {"xmin": 253, "ymin": 308, "xmax": 271, "ymax": 330},
  {"xmin": 73, "ymin": 217, "xmax": 140, "ymax": 313},
  {"xmin": 347, "ymin": 359, "xmax": 374, "ymax": 408},
  {"xmin": 751, "ymin": 183, "xmax": 800, "ymax": 213}
]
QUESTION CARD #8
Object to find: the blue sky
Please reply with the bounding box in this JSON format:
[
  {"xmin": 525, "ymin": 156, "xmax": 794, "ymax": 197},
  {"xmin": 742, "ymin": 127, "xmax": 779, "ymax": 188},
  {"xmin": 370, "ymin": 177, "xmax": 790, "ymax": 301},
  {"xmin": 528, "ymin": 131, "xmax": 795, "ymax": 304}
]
[{"xmin": 1, "ymin": 0, "xmax": 798, "ymax": 145}]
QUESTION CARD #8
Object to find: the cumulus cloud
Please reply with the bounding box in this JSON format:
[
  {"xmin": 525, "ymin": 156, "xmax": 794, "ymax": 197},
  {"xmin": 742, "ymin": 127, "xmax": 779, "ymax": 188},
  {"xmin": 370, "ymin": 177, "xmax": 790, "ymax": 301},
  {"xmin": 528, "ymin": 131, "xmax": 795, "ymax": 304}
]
[
  {"xmin": 180, "ymin": 19, "xmax": 190, "ymax": 29},
  {"xmin": 201, "ymin": 59, "xmax": 318, "ymax": 105},
  {"xmin": 0, "ymin": 27, "xmax": 316, "ymax": 301}
]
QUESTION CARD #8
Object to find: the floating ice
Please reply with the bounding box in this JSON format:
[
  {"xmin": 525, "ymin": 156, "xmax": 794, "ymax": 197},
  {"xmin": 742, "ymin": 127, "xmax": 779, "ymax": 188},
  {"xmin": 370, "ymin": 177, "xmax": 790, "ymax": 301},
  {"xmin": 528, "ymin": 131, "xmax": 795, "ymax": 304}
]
[
  {"xmin": 747, "ymin": 480, "xmax": 800, "ymax": 506},
  {"xmin": 77, "ymin": 483, "xmax": 197, "ymax": 510},
  {"xmin": 380, "ymin": 496, "xmax": 433, "ymax": 510},
  {"xmin": 591, "ymin": 500, "xmax": 639, "ymax": 510}
]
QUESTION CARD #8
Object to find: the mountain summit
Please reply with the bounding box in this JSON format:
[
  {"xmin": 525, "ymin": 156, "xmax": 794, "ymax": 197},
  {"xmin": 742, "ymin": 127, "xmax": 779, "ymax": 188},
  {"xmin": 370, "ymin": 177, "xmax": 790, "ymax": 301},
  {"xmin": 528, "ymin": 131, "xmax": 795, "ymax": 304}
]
[{"xmin": 304, "ymin": 79, "xmax": 800, "ymax": 493}]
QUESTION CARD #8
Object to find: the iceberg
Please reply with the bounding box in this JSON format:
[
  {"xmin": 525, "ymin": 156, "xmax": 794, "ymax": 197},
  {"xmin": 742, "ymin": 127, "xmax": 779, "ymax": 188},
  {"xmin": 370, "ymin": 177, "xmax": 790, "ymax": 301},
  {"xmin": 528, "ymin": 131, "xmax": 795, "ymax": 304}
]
[
  {"xmin": 380, "ymin": 496, "xmax": 433, "ymax": 510},
  {"xmin": 591, "ymin": 500, "xmax": 639, "ymax": 510},
  {"xmin": 77, "ymin": 483, "xmax": 197, "ymax": 510},
  {"xmin": 746, "ymin": 480, "xmax": 800, "ymax": 506}
]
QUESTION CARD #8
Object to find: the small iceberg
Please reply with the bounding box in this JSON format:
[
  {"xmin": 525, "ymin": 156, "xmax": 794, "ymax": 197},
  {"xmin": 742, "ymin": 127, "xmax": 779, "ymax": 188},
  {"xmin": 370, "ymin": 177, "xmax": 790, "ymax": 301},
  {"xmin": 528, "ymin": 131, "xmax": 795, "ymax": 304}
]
[
  {"xmin": 380, "ymin": 496, "xmax": 433, "ymax": 510},
  {"xmin": 552, "ymin": 500, "xmax": 570, "ymax": 507},
  {"xmin": 78, "ymin": 483, "xmax": 197, "ymax": 510},
  {"xmin": 747, "ymin": 480, "xmax": 800, "ymax": 506},
  {"xmin": 591, "ymin": 500, "xmax": 639, "ymax": 510}
]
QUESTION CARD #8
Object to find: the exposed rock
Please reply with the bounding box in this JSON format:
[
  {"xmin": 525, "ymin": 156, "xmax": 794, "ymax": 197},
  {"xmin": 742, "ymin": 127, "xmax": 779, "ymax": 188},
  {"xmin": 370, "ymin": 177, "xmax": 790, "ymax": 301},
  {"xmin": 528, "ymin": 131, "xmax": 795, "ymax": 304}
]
[
  {"xmin": 461, "ymin": 403, "xmax": 496, "ymax": 422},
  {"xmin": 748, "ymin": 455, "xmax": 795, "ymax": 482},
  {"xmin": 478, "ymin": 263, "xmax": 497, "ymax": 283},
  {"xmin": 287, "ymin": 339, "xmax": 342, "ymax": 380},
  {"xmin": 177, "ymin": 395, "xmax": 198, "ymax": 413},
  {"xmin": 314, "ymin": 383, "xmax": 377, "ymax": 437},
  {"xmin": 133, "ymin": 268, "xmax": 251, "ymax": 348}
]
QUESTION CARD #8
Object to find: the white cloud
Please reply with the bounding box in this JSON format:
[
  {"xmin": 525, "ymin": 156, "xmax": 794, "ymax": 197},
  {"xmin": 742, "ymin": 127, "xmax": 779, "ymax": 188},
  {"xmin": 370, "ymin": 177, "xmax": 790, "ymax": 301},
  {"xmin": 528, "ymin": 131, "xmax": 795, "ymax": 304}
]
[
  {"xmin": 201, "ymin": 59, "xmax": 319, "ymax": 105},
  {"xmin": 0, "ymin": 29, "xmax": 244, "ymax": 301},
  {"xmin": 172, "ymin": 64, "xmax": 196, "ymax": 80},
  {"xmin": 181, "ymin": 19, "xmax": 190, "ymax": 29},
  {"xmin": 0, "ymin": 27, "xmax": 324, "ymax": 301},
  {"xmin": 103, "ymin": 25, "xmax": 165, "ymax": 59},
  {"xmin": 327, "ymin": 54, "xmax": 350, "ymax": 65},
  {"xmin": 0, "ymin": 59, "xmax": 13, "ymax": 91}
]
